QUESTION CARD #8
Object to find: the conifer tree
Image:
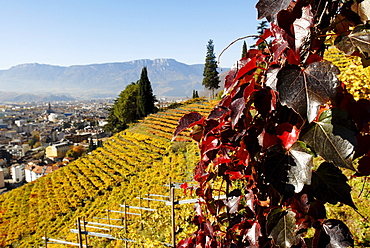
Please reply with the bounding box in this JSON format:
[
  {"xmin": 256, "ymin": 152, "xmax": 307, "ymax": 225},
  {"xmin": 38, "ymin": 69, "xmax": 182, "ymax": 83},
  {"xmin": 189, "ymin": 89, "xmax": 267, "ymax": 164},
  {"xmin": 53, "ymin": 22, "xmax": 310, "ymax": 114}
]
[
  {"xmin": 192, "ymin": 90, "xmax": 199, "ymax": 98},
  {"xmin": 104, "ymin": 67, "xmax": 156, "ymax": 133},
  {"xmin": 137, "ymin": 67, "xmax": 156, "ymax": 117},
  {"xmin": 256, "ymin": 20, "xmax": 268, "ymax": 50},
  {"xmin": 88, "ymin": 138, "xmax": 96, "ymax": 152},
  {"xmin": 202, "ymin": 39, "xmax": 220, "ymax": 99},
  {"xmin": 241, "ymin": 41, "xmax": 247, "ymax": 58},
  {"xmin": 104, "ymin": 82, "xmax": 139, "ymax": 133}
]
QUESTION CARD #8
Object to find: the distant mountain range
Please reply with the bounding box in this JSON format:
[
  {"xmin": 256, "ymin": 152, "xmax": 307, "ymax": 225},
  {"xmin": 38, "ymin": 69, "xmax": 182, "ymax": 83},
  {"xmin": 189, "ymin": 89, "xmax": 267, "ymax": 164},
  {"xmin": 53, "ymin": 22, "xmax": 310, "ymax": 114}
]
[
  {"xmin": 0, "ymin": 91, "xmax": 75, "ymax": 103},
  {"xmin": 0, "ymin": 59, "xmax": 219, "ymax": 102}
]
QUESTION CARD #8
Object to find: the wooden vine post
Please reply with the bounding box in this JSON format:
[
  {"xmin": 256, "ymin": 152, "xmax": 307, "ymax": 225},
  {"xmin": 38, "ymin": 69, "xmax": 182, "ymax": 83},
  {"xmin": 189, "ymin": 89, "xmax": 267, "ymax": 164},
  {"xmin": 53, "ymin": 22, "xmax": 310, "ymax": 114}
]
[
  {"xmin": 170, "ymin": 184, "xmax": 176, "ymax": 247},
  {"xmin": 77, "ymin": 217, "xmax": 83, "ymax": 248},
  {"xmin": 123, "ymin": 200, "xmax": 128, "ymax": 248},
  {"xmin": 44, "ymin": 230, "xmax": 48, "ymax": 248}
]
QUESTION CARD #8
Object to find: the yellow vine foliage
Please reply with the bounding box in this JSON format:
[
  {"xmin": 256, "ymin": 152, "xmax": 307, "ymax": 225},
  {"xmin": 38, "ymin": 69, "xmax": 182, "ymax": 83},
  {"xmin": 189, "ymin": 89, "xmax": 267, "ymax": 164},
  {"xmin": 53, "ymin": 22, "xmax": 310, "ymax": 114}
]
[
  {"xmin": 324, "ymin": 46, "xmax": 370, "ymax": 100},
  {"xmin": 0, "ymin": 98, "xmax": 220, "ymax": 247}
]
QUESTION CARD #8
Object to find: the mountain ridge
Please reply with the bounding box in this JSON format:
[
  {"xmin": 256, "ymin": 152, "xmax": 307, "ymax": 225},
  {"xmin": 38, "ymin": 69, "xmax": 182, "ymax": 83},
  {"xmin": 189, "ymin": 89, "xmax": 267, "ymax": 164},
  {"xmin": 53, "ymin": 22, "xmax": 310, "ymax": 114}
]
[{"xmin": 0, "ymin": 59, "xmax": 210, "ymax": 100}]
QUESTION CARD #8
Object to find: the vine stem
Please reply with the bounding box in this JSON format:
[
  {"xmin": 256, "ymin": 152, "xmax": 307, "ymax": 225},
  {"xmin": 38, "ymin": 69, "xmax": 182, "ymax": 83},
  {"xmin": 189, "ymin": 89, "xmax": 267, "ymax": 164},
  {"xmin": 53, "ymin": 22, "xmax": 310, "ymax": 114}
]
[{"xmin": 217, "ymin": 35, "xmax": 259, "ymax": 68}]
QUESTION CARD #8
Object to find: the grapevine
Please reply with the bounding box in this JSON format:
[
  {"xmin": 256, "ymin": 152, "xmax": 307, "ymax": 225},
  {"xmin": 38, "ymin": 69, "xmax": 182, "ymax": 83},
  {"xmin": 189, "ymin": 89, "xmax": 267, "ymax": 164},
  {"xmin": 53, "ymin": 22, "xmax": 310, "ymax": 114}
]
[{"xmin": 174, "ymin": 1, "xmax": 370, "ymax": 247}]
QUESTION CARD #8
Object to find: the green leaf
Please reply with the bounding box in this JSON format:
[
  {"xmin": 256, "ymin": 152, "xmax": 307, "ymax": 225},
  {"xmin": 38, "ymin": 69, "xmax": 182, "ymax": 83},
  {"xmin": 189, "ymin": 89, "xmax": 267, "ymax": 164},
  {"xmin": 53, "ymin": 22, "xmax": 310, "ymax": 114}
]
[
  {"xmin": 267, "ymin": 208, "xmax": 284, "ymax": 234},
  {"xmin": 288, "ymin": 141, "xmax": 313, "ymax": 193},
  {"xmin": 309, "ymin": 162, "xmax": 357, "ymax": 209},
  {"xmin": 335, "ymin": 24, "xmax": 370, "ymax": 58},
  {"xmin": 301, "ymin": 109, "xmax": 356, "ymax": 170},
  {"xmin": 268, "ymin": 210, "xmax": 301, "ymax": 248}
]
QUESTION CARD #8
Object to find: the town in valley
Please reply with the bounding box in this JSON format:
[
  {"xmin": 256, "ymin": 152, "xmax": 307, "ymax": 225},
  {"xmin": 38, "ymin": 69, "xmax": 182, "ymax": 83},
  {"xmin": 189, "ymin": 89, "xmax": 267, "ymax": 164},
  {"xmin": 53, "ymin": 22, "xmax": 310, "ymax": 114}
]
[{"xmin": 0, "ymin": 97, "xmax": 187, "ymax": 193}]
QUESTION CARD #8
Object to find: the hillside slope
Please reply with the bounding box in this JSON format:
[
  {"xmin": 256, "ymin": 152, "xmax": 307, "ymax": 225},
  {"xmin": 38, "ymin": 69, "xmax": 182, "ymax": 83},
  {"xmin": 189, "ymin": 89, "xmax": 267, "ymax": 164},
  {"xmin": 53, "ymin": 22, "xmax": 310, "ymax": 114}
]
[{"xmin": 0, "ymin": 99, "xmax": 216, "ymax": 247}]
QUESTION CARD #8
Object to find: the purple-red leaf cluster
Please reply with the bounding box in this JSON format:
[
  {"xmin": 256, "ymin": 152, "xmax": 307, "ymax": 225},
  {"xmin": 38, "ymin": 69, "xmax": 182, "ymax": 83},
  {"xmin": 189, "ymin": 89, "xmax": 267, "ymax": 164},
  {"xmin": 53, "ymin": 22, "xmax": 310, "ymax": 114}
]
[{"xmin": 173, "ymin": 0, "xmax": 370, "ymax": 247}]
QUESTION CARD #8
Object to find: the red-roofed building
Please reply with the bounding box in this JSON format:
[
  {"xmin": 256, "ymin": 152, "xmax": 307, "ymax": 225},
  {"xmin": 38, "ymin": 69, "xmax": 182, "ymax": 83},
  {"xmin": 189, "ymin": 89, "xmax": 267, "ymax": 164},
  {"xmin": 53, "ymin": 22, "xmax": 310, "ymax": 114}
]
[{"xmin": 25, "ymin": 162, "xmax": 60, "ymax": 182}]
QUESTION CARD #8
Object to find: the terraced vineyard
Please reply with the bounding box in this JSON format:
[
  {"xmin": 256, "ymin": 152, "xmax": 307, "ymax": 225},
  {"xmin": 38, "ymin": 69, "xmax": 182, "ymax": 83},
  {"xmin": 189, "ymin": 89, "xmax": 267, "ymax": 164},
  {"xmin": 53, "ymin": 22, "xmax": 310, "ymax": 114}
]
[{"xmin": 0, "ymin": 99, "xmax": 216, "ymax": 247}]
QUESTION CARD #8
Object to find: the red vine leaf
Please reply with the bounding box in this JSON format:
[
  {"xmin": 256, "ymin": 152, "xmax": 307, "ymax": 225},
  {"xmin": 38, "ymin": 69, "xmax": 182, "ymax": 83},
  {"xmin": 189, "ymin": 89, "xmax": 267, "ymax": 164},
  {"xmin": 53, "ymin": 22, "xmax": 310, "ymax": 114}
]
[
  {"xmin": 235, "ymin": 143, "xmax": 250, "ymax": 166},
  {"xmin": 180, "ymin": 182, "xmax": 189, "ymax": 195},
  {"xmin": 207, "ymin": 106, "xmax": 230, "ymax": 120},
  {"xmin": 230, "ymin": 79, "xmax": 256, "ymax": 128},
  {"xmin": 256, "ymin": 0, "xmax": 291, "ymax": 22},
  {"xmin": 224, "ymin": 196, "xmax": 241, "ymax": 214},
  {"xmin": 309, "ymin": 162, "xmax": 357, "ymax": 209},
  {"xmin": 212, "ymin": 155, "xmax": 231, "ymax": 167},
  {"xmin": 305, "ymin": 53, "xmax": 323, "ymax": 65},
  {"xmin": 244, "ymin": 221, "xmax": 262, "ymax": 247},
  {"xmin": 271, "ymin": 23, "xmax": 290, "ymax": 61},
  {"xmin": 258, "ymin": 129, "xmax": 278, "ymax": 151},
  {"xmin": 319, "ymin": 219, "xmax": 354, "ymax": 248},
  {"xmin": 354, "ymin": 134, "xmax": 370, "ymax": 159},
  {"xmin": 291, "ymin": 5, "xmax": 314, "ymax": 52},
  {"xmin": 256, "ymin": 28, "xmax": 273, "ymax": 46},
  {"xmin": 345, "ymin": 98, "xmax": 370, "ymax": 133},
  {"xmin": 277, "ymin": 61, "xmax": 340, "ymax": 122},
  {"xmin": 265, "ymin": 65, "xmax": 280, "ymax": 91},
  {"xmin": 264, "ymin": 145, "xmax": 294, "ymax": 195},
  {"xmin": 224, "ymin": 57, "xmax": 256, "ymax": 95},
  {"xmin": 225, "ymin": 171, "xmax": 248, "ymax": 181},
  {"xmin": 307, "ymin": 200, "xmax": 326, "ymax": 220},
  {"xmin": 172, "ymin": 112, "xmax": 204, "ymax": 141},
  {"xmin": 234, "ymin": 57, "xmax": 257, "ymax": 83},
  {"xmin": 201, "ymin": 135, "xmax": 221, "ymax": 158},
  {"xmin": 276, "ymin": 123, "xmax": 300, "ymax": 150},
  {"xmin": 254, "ymin": 88, "xmax": 277, "ymax": 118},
  {"xmin": 177, "ymin": 237, "xmax": 194, "ymax": 248},
  {"xmin": 354, "ymin": 155, "xmax": 370, "ymax": 177},
  {"xmin": 288, "ymin": 141, "xmax": 313, "ymax": 193}
]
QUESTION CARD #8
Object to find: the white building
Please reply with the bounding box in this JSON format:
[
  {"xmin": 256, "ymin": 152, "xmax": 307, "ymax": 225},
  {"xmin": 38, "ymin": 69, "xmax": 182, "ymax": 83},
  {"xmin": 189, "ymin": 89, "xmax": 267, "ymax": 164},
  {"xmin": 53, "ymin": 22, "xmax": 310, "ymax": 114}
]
[
  {"xmin": 98, "ymin": 119, "xmax": 108, "ymax": 127},
  {"xmin": 14, "ymin": 119, "xmax": 27, "ymax": 127},
  {"xmin": 48, "ymin": 113, "xmax": 67, "ymax": 123},
  {"xmin": 11, "ymin": 164, "xmax": 25, "ymax": 182},
  {"xmin": 6, "ymin": 144, "xmax": 30, "ymax": 157}
]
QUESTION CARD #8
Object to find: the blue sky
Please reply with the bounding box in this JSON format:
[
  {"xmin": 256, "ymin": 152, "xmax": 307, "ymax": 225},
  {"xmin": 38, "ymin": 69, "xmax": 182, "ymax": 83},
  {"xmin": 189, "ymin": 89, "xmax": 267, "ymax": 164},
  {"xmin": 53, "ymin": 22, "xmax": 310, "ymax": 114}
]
[{"xmin": 0, "ymin": 1, "xmax": 260, "ymax": 70}]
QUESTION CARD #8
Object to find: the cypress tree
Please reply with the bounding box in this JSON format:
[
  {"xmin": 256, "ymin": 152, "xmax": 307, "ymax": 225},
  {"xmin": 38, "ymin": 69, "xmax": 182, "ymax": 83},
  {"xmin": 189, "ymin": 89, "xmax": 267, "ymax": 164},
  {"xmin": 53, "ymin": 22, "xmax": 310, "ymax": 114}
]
[
  {"xmin": 192, "ymin": 90, "xmax": 200, "ymax": 99},
  {"xmin": 202, "ymin": 39, "xmax": 220, "ymax": 99},
  {"xmin": 88, "ymin": 138, "xmax": 96, "ymax": 152},
  {"xmin": 242, "ymin": 41, "xmax": 248, "ymax": 58},
  {"xmin": 137, "ymin": 67, "xmax": 156, "ymax": 117}
]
